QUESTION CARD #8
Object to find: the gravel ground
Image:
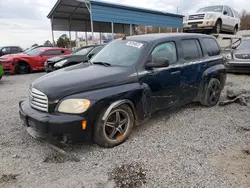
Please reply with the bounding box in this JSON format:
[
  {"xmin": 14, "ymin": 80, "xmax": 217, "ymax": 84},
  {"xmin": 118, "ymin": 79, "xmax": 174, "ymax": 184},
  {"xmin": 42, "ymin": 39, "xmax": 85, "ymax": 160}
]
[{"xmin": 0, "ymin": 73, "xmax": 250, "ymax": 188}]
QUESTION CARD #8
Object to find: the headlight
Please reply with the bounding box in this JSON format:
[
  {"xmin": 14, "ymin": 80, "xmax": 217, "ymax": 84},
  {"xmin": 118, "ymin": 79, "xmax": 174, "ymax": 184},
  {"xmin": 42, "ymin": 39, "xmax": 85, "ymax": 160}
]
[
  {"xmin": 57, "ymin": 99, "xmax": 91, "ymax": 114},
  {"xmin": 205, "ymin": 13, "xmax": 214, "ymax": 19},
  {"xmin": 54, "ymin": 60, "xmax": 67, "ymax": 67}
]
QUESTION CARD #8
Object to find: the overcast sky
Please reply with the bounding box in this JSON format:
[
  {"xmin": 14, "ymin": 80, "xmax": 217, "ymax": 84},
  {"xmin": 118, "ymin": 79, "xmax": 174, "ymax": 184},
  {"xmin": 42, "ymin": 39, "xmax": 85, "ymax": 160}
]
[{"xmin": 0, "ymin": 0, "xmax": 249, "ymax": 48}]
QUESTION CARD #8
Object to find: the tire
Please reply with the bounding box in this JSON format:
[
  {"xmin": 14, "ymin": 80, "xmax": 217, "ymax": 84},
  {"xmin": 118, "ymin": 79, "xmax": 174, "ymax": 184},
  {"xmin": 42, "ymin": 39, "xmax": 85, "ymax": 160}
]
[
  {"xmin": 15, "ymin": 62, "xmax": 30, "ymax": 74},
  {"xmin": 94, "ymin": 104, "xmax": 135, "ymax": 148},
  {"xmin": 233, "ymin": 26, "xmax": 238, "ymax": 35},
  {"xmin": 213, "ymin": 20, "xmax": 222, "ymax": 34},
  {"xmin": 200, "ymin": 78, "xmax": 222, "ymax": 107}
]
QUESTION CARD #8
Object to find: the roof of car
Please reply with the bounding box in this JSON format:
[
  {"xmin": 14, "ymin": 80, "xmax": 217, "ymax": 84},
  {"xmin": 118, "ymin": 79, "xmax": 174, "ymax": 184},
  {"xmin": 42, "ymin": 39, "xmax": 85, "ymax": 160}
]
[
  {"xmin": 125, "ymin": 33, "xmax": 212, "ymax": 42},
  {"xmin": 38, "ymin": 47, "xmax": 70, "ymax": 51}
]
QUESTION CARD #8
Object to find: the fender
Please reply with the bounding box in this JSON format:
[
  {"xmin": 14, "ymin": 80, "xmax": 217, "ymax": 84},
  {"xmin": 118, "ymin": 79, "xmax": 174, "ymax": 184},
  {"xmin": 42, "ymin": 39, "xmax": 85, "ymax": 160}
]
[
  {"xmin": 194, "ymin": 64, "xmax": 226, "ymax": 101},
  {"xmin": 102, "ymin": 99, "xmax": 138, "ymax": 121}
]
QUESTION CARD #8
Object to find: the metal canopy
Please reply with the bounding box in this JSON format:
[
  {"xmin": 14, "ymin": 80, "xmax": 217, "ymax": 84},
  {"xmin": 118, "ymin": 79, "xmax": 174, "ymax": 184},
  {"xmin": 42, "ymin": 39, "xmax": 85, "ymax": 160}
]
[{"xmin": 47, "ymin": 0, "xmax": 184, "ymax": 33}]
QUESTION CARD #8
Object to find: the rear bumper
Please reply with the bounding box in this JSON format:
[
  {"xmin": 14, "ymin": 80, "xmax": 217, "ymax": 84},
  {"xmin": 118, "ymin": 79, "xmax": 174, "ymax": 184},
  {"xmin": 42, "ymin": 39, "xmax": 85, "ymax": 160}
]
[
  {"xmin": 19, "ymin": 100, "xmax": 92, "ymax": 142},
  {"xmin": 226, "ymin": 61, "xmax": 250, "ymax": 73}
]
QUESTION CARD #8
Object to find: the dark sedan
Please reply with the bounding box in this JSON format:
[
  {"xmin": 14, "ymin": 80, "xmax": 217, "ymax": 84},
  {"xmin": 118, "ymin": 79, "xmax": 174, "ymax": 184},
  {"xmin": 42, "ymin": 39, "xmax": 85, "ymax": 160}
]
[
  {"xmin": 45, "ymin": 45, "xmax": 104, "ymax": 72},
  {"xmin": 226, "ymin": 38, "xmax": 250, "ymax": 73}
]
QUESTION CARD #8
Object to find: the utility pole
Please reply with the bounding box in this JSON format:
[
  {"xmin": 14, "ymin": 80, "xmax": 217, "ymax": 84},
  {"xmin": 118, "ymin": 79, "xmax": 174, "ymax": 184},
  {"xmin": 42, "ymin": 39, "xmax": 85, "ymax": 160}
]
[{"xmin": 177, "ymin": 7, "xmax": 179, "ymax": 14}]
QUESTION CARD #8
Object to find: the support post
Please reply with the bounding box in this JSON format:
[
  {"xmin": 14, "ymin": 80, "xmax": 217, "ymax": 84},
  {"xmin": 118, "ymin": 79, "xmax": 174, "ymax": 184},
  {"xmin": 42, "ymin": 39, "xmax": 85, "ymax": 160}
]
[
  {"xmin": 130, "ymin": 24, "xmax": 132, "ymax": 36},
  {"xmin": 145, "ymin": 26, "xmax": 147, "ymax": 34},
  {"xmin": 85, "ymin": 2, "xmax": 94, "ymax": 44},
  {"xmin": 111, "ymin": 22, "xmax": 114, "ymax": 40},
  {"xmin": 68, "ymin": 19, "xmax": 72, "ymax": 50},
  {"xmin": 177, "ymin": 28, "xmax": 179, "ymax": 33},
  {"xmin": 171, "ymin": 28, "xmax": 173, "ymax": 33},
  {"xmin": 159, "ymin": 27, "xmax": 161, "ymax": 33},
  {"xmin": 50, "ymin": 17, "xmax": 55, "ymax": 46},
  {"xmin": 85, "ymin": 31, "xmax": 88, "ymax": 46},
  {"xmin": 100, "ymin": 32, "xmax": 102, "ymax": 44}
]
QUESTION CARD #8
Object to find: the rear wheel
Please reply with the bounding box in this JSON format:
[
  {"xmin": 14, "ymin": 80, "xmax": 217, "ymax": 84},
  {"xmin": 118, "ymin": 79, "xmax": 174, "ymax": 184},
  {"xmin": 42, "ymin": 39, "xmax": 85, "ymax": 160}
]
[
  {"xmin": 201, "ymin": 78, "xmax": 222, "ymax": 107},
  {"xmin": 94, "ymin": 104, "xmax": 135, "ymax": 148},
  {"xmin": 213, "ymin": 20, "xmax": 222, "ymax": 34},
  {"xmin": 15, "ymin": 62, "xmax": 30, "ymax": 74}
]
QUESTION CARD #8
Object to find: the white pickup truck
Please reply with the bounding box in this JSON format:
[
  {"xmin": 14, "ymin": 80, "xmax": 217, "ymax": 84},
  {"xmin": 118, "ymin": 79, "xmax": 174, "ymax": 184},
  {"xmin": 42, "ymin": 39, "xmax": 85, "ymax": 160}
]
[{"xmin": 183, "ymin": 5, "xmax": 240, "ymax": 34}]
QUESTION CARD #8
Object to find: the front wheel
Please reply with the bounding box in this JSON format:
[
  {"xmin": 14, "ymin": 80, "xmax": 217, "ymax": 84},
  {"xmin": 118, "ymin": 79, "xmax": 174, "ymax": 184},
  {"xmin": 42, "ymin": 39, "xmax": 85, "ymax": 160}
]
[
  {"xmin": 94, "ymin": 104, "xmax": 135, "ymax": 148},
  {"xmin": 213, "ymin": 20, "xmax": 222, "ymax": 34},
  {"xmin": 15, "ymin": 62, "xmax": 30, "ymax": 74},
  {"xmin": 200, "ymin": 78, "xmax": 222, "ymax": 107}
]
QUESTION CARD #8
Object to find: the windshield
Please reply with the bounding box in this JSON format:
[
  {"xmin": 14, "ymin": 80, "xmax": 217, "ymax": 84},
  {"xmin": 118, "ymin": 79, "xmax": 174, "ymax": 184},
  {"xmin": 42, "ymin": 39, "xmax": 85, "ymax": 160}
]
[
  {"xmin": 197, "ymin": 6, "xmax": 223, "ymax": 13},
  {"xmin": 90, "ymin": 40, "xmax": 145, "ymax": 67},
  {"xmin": 238, "ymin": 40, "xmax": 250, "ymax": 50},
  {"xmin": 26, "ymin": 47, "xmax": 45, "ymax": 56},
  {"xmin": 73, "ymin": 47, "xmax": 94, "ymax": 55}
]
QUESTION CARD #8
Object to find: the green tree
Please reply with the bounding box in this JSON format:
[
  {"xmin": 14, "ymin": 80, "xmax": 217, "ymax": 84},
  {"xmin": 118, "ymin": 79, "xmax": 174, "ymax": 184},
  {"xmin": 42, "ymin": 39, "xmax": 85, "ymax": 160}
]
[
  {"xmin": 44, "ymin": 40, "xmax": 52, "ymax": 45},
  {"xmin": 31, "ymin": 43, "xmax": 38, "ymax": 47},
  {"xmin": 56, "ymin": 34, "xmax": 70, "ymax": 48}
]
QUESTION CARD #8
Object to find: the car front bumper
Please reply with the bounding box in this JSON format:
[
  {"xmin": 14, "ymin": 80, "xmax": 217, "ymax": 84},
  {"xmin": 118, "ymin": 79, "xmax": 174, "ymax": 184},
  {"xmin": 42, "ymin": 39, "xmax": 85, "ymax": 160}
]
[
  {"xmin": 19, "ymin": 100, "xmax": 92, "ymax": 142},
  {"xmin": 226, "ymin": 61, "xmax": 250, "ymax": 73},
  {"xmin": 45, "ymin": 63, "xmax": 57, "ymax": 72},
  {"xmin": 183, "ymin": 19, "xmax": 215, "ymax": 31}
]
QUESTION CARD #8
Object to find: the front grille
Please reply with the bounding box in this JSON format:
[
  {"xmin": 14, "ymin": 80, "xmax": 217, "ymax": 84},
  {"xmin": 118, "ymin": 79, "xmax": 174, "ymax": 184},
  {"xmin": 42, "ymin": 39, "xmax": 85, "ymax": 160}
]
[
  {"xmin": 188, "ymin": 22, "xmax": 203, "ymax": 25},
  {"xmin": 29, "ymin": 87, "xmax": 48, "ymax": 112},
  {"xmin": 234, "ymin": 53, "xmax": 250, "ymax": 60},
  {"xmin": 189, "ymin": 14, "xmax": 205, "ymax": 20}
]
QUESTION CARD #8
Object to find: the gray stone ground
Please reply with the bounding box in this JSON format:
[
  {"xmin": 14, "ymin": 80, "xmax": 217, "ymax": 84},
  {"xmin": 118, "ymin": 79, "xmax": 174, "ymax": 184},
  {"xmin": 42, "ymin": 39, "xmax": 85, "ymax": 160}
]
[{"xmin": 0, "ymin": 73, "xmax": 250, "ymax": 188}]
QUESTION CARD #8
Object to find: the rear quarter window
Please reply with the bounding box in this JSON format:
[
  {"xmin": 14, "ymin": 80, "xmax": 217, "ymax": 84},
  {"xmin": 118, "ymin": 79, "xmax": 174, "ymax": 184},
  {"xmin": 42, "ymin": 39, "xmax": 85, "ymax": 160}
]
[{"xmin": 203, "ymin": 38, "xmax": 221, "ymax": 56}]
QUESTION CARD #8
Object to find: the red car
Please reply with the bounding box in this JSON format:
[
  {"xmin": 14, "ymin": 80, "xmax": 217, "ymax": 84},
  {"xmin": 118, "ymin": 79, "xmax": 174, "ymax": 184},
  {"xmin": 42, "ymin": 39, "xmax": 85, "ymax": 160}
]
[{"xmin": 0, "ymin": 47, "xmax": 71, "ymax": 74}]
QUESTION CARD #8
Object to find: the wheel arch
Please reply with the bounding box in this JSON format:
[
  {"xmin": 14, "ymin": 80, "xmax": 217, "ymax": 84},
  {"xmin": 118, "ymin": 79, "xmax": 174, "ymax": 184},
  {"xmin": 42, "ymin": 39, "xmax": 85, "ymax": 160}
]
[{"xmin": 101, "ymin": 99, "xmax": 138, "ymax": 122}]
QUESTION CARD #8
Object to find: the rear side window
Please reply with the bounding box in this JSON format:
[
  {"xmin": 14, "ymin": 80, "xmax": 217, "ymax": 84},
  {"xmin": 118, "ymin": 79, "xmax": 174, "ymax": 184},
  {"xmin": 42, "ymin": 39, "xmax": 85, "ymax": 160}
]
[
  {"xmin": 11, "ymin": 47, "xmax": 21, "ymax": 53},
  {"xmin": 181, "ymin": 39, "xmax": 202, "ymax": 61},
  {"xmin": 42, "ymin": 50, "xmax": 65, "ymax": 56},
  {"xmin": 203, "ymin": 38, "xmax": 221, "ymax": 56}
]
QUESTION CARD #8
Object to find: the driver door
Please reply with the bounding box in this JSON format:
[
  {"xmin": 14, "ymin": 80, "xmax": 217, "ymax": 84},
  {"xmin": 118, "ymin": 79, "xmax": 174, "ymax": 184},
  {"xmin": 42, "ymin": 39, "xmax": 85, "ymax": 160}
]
[{"xmin": 142, "ymin": 41, "xmax": 182, "ymax": 112}]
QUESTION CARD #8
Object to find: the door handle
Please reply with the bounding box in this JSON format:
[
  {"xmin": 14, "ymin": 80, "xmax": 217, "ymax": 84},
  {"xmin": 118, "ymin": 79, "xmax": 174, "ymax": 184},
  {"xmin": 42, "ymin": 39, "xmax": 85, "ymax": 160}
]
[{"xmin": 171, "ymin": 70, "xmax": 181, "ymax": 75}]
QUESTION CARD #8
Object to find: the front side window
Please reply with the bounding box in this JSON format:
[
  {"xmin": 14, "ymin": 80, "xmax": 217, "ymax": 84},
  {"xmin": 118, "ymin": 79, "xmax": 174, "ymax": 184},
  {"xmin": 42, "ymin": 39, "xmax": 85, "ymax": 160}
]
[
  {"xmin": 225, "ymin": 6, "xmax": 233, "ymax": 17},
  {"xmin": 181, "ymin": 39, "xmax": 202, "ymax": 60},
  {"xmin": 203, "ymin": 38, "xmax": 221, "ymax": 56},
  {"xmin": 91, "ymin": 40, "xmax": 146, "ymax": 67},
  {"xmin": 151, "ymin": 42, "xmax": 177, "ymax": 65},
  {"xmin": 197, "ymin": 6, "xmax": 223, "ymax": 13}
]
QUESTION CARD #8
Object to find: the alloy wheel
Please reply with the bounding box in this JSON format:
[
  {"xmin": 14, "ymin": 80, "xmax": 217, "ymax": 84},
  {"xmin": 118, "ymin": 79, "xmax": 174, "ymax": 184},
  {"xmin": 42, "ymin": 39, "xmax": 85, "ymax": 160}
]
[{"xmin": 104, "ymin": 109, "xmax": 130, "ymax": 141}]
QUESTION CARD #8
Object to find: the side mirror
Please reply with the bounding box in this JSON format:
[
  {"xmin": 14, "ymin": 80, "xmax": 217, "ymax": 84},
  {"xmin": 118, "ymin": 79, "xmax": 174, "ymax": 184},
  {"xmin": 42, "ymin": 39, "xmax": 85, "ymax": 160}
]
[
  {"xmin": 223, "ymin": 10, "xmax": 227, "ymax": 15},
  {"xmin": 88, "ymin": 53, "xmax": 95, "ymax": 59},
  {"xmin": 232, "ymin": 46, "xmax": 237, "ymax": 50},
  {"xmin": 146, "ymin": 58, "xmax": 169, "ymax": 69}
]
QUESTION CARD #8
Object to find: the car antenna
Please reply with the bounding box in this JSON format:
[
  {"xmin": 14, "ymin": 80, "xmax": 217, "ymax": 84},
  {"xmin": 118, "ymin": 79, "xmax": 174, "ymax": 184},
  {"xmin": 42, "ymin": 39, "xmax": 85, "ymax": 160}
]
[{"xmin": 122, "ymin": 34, "xmax": 127, "ymax": 40}]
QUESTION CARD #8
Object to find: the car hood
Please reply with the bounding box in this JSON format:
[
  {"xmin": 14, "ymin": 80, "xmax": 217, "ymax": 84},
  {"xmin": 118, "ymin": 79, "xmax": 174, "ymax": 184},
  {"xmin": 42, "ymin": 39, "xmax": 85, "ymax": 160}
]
[
  {"xmin": 0, "ymin": 53, "xmax": 29, "ymax": 61},
  {"xmin": 47, "ymin": 55, "xmax": 88, "ymax": 64},
  {"xmin": 32, "ymin": 63, "xmax": 137, "ymax": 101}
]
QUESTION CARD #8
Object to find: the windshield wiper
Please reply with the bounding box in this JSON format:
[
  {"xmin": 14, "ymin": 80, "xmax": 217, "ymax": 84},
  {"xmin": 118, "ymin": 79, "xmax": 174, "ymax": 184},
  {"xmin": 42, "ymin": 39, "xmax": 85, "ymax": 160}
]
[{"xmin": 91, "ymin": 61, "xmax": 111, "ymax": 67}]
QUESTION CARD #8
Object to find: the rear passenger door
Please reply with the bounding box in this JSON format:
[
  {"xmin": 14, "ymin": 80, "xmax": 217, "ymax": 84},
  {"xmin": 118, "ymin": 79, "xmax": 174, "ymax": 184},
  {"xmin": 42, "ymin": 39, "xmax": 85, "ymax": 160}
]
[{"xmin": 179, "ymin": 39, "xmax": 204, "ymax": 103}]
